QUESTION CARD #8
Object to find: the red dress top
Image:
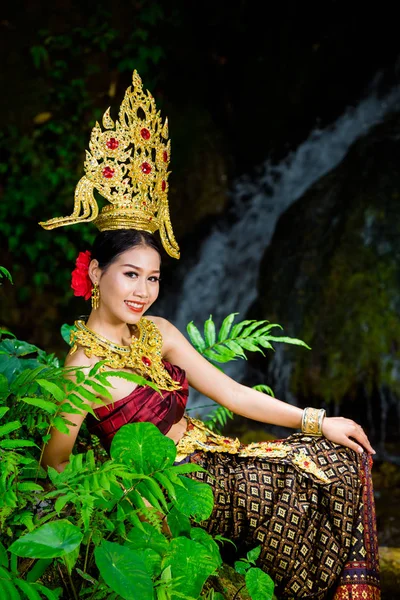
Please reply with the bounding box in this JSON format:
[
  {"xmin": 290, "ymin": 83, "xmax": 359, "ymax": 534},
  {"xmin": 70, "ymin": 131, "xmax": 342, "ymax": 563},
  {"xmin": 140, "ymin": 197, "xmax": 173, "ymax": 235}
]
[{"xmin": 86, "ymin": 361, "xmax": 189, "ymax": 452}]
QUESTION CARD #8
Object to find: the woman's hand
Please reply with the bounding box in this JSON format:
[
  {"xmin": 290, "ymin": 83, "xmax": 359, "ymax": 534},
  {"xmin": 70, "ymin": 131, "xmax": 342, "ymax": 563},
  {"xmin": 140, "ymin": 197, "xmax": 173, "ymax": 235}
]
[{"xmin": 322, "ymin": 417, "xmax": 375, "ymax": 455}]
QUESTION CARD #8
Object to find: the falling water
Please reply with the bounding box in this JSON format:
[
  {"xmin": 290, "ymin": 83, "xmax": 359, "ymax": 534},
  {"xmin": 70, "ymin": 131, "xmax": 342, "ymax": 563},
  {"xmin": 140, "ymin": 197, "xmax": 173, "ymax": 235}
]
[{"xmin": 164, "ymin": 83, "xmax": 400, "ymax": 411}]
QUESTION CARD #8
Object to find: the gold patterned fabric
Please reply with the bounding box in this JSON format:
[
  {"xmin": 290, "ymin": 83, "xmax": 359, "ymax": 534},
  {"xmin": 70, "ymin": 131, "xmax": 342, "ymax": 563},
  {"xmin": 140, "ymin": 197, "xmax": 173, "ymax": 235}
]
[{"xmin": 179, "ymin": 424, "xmax": 380, "ymax": 599}]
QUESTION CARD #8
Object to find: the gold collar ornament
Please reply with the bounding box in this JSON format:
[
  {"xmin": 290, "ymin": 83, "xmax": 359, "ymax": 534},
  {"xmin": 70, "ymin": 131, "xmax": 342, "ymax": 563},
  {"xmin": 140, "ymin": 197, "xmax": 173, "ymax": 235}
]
[
  {"xmin": 69, "ymin": 318, "xmax": 182, "ymax": 391},
  {"xmin": 39, "ymin": 70, "xmax": 180, "ymax": 259}
]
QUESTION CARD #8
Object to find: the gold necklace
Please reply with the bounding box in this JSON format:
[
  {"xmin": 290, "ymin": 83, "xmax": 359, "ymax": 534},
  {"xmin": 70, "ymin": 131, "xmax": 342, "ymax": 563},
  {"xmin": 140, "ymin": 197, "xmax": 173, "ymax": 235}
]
[{"xmin": 69, "ymin": 318, "xmax": 182, "ymax": 391}]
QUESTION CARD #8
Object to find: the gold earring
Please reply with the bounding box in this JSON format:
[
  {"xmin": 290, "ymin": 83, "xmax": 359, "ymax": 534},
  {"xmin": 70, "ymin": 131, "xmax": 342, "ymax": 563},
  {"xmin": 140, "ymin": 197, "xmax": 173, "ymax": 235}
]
[{"xmin": 91, "ymin": 283, "xmax": 100, "ymax": 310}]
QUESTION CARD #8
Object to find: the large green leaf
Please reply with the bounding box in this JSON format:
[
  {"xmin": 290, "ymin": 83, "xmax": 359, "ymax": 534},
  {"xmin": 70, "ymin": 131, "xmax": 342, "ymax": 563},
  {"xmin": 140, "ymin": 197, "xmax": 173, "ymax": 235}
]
[
  {"xmin": 110, "ymin": 422, "xmax": 176, "ymax": 474},
  {"xmin": 95, "ymin": 540, "xmax": 154, "ymax": 600},
  {"xmin": 125, "ymin": 522, "xmax": 169, "ymax": 555},
  {"xmin": 164, "ymin": 536, "xmax": 220, "ymax": 598},
  {"xmin": 245, "ymin": 567, "xmax": 275, "ymax": 600},
  {"xmin": 190, "ymin": 528, "xmax": 222, "ymax": 567},
  {"xmin": 9, "ymin": 520, "xmax": 83, "ymax": 558},
  {"xmin": 174, "ymin": 476, "xmax": 214, "ymax": 521},
  {"xmin": 166, "ymin": 506, "xmax": 191, "ymax": 538}
]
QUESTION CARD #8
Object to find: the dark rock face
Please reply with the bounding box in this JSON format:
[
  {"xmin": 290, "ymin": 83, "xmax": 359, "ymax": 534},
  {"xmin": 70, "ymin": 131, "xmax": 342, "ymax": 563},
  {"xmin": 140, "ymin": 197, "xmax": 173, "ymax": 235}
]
[{"xmin": 251, "ymin": 112, "xmax": 400, "ymax": 448}]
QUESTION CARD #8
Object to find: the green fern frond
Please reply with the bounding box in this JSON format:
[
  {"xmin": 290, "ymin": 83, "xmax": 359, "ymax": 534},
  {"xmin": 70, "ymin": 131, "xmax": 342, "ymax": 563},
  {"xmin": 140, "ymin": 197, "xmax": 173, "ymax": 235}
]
[{"xmin": 187, "ymin": 313, "xmax": 310, "ymax": 365}]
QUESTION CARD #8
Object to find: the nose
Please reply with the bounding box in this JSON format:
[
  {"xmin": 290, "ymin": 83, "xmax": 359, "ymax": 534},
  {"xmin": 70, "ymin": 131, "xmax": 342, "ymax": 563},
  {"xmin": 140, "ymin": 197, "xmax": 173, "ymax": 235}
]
[{"xmin": 133, "ymin": 276, "xmax": 149, "ymax": 299}]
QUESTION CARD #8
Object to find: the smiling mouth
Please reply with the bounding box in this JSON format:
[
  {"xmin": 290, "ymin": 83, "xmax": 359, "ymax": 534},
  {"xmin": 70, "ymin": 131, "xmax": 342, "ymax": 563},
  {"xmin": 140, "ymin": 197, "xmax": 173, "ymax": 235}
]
[{"xmin": 125, "ymin": 300, "xmax": 146, "ymax": 312}]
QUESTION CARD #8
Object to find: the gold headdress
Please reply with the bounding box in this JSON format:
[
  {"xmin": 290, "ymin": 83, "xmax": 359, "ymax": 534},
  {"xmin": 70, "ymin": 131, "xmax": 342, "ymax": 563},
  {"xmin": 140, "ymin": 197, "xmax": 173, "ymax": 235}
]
[{"xmin": 40, "ymin": 71, "xmax": 180, "ymax": 259}]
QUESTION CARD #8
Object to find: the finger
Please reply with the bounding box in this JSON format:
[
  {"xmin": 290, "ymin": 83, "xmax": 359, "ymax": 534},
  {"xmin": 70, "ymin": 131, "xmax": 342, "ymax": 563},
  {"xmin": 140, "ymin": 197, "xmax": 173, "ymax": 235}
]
[
  {"xmin": 344, "ymin": 437, "xmax": 365, "ymax": 455},
  {"xmin": 350, "ymin": 428, "xmax": 375, "ymax": 454}
]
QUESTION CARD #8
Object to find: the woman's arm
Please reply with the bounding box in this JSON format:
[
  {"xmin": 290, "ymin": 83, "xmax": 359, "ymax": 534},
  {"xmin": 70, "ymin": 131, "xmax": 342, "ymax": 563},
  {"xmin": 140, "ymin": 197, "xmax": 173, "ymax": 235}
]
[
  {"xmin": 155, "ymin": 317, "xmax": 375, "ymax": 454},
  {"xmin": 41, "ymin": 350, "xmax": 94, "ymax": 472}
]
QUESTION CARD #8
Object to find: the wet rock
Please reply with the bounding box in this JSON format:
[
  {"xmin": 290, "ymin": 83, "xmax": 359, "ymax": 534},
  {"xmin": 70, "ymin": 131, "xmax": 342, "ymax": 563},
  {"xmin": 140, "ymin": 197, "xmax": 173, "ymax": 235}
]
[{"xmin": 250, "ymin": 111, "xmax": 400, "ymax": 447}]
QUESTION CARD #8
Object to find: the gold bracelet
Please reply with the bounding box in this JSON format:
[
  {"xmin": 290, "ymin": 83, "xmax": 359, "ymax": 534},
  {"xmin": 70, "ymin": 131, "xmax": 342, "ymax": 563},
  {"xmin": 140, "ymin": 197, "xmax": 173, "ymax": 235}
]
[{"xmin": 301, "ymin": 407, "xmax": 326, "ymax": 436}]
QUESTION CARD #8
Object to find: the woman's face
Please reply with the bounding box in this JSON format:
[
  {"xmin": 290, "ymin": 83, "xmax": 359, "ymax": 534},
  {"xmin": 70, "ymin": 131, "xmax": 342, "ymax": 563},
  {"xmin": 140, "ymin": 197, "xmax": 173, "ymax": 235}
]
[{"xmin": 91, "ymin": 244, "xmax": 161, "ymax": 324}]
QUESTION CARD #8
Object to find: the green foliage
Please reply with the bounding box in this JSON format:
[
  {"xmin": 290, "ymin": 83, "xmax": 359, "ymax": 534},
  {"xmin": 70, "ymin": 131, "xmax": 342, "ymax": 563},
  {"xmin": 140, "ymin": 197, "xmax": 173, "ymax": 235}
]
[
  {"xmin": 187, "ymin": 313, "xmax": 309, "ymax": 364},
  {"xmin": 0, "ymin": 325, "xmax": 224, "ymax": 598},
  {"xmin": 234, "ymin": 546, "xmax": 275, "ymax": 600},
  {"xmin": 0, "ymin": 267, "xmax": 13, "ymax": 285}
]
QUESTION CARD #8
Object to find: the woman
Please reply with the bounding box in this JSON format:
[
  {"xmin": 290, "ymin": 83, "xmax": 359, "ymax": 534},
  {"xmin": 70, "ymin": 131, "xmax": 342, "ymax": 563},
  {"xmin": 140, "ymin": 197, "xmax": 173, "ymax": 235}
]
[{"xmin": 40, "ymin": 71, "xmax": 380, "ymax": 599}]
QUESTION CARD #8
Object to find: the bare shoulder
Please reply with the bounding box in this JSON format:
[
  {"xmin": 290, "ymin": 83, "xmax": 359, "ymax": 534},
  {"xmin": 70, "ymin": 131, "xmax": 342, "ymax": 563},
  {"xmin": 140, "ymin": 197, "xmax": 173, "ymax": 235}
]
[
  {"xmin": 64, "ymin": 346, "xmax": 96, "ymax": 369},
  {"xmin": 145, "ymin": 315, "xmax": 183, "ymax": 350}
]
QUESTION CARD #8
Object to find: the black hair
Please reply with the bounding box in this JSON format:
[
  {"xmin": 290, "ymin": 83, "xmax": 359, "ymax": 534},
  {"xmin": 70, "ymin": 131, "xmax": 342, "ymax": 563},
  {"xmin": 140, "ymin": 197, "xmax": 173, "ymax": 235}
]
[{"xmin": 91, "ymin": 230, "xmax": 162, "ymax": 271}]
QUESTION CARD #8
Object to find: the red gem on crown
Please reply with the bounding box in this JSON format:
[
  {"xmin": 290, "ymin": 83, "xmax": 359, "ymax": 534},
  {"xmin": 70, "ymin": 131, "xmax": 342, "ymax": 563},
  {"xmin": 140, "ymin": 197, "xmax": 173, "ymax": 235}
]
[
  {"xmin": 141, "ymin": 356, "xmax": 152, "ymax": 367},
  {"xmin": 163, "ymin": 150, "xmax": 168, "ymax": 163},
  {"xmin": 304, "ymin": 461, "xmax": 310, "ymax": 467},
  {"xmin": 102, "ymin": 166, "xmax": 115, "ymax": 179},
  {"xmin": 161, "ymin": 180, "xmax": 166, "ymax": 191},
  {"xmin": 141, "ymin": 162, "xmax": 152, "ymax": 174},
  {"xmin": 140, "ymin": 128, "xmax": 151, "ymax": 140},
  {"xmin": 106, "ymin": 137, "xmax": 119, "ymax": 150}
]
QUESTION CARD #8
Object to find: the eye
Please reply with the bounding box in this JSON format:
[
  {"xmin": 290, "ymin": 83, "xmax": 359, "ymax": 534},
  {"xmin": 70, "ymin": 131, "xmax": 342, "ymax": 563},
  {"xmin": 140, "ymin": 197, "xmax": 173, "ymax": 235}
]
[
  {"xmin": 148, "ymin": 276, "xmax": 161, "ymax": 283},
  {"xmin": 124, "ymin": 271, "xmax": 138, "ymax": 278}
]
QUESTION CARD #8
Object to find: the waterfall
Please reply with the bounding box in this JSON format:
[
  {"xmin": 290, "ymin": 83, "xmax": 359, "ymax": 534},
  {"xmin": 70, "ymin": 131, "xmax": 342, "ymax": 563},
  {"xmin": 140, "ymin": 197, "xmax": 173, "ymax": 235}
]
[{"xmin": 165, "ymin": 82, "xmax": 400, "ymax": 411}]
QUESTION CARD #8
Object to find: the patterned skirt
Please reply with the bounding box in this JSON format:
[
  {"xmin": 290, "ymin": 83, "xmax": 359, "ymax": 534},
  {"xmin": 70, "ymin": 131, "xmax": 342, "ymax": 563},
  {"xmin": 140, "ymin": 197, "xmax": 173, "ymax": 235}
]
[{"xmin": 176, "ymin": 419, "xmax": 380, "ymax": 599}]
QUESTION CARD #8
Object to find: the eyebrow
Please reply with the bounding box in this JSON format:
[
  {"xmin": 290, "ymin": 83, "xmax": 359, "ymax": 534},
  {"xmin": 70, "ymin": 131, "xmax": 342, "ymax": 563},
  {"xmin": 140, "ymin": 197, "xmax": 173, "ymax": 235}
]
[{"xmin": 122, "ymin": 264, "xmax": 160, "ymax": 273}]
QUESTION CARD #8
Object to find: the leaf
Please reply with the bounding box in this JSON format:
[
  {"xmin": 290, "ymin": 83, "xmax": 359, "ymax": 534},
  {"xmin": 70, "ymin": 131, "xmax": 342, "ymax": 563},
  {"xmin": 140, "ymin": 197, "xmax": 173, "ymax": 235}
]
[
  {"xmin": 60, "ymin": 323, "xmax": 75, "ymax": 346},
  {"xmin": 36, "ymin": 379, "xmax": 65, "ymax": 402},
  {"xmin": 238, "ymin": 339, "xmax": 264, "ymax": 353},
  {"xmin": 9, "ymin": 520, "xmax": 83, "ymax": 558},
  {"xmin": 105, "ymin": 370, "xmax": 159, "ymax": 392},
  {"xmin": 170, "ymin": 463, "xmax": 206, "ymax": 475},
  {"xmin": 190, "ymin": 528, "xmax": 222, "ymax": 567},
  {"xmin": 154, "ymin": 472, "xmax": 176, "ymax": 501},
  {"xmin": 0, "ymin": 570, "xmax": 20, "ymax": 600},
  {"xmin": 174, "ymin": 476, "xmax": 214, "ymax": 521},
  {"xmin": 0, "ymin": 406, "xmax": 9, "ymax": 419},
  {"xmin": 223, "ymin": 339, "xmax": 247, "ymax": 359},
  {"xmin": 166, "ymin": 506, "xmax": 191, "ymax": 538},
  {"xmin": 245, "ymin": 567, "xmax": 275, "ymax": 600},
  {"xmin": 186, "ymin": 322, "xmax": 206, "ymax": 352},
  {"xmin": 242, "ymin": 320, "xmax": 269, "ymax": 337},
  {"xmin": 110, "ymin": 422, "xmax": 176, "ymax": 474},
  {"xmin": 204, "ymin": 315, "xmax": 216, "ymax": 347},
  {"xmin": 31, "ymin": 583, "xmax": 61, "ymax": 600},
  {"xmin": 257, "ymin": 338, "xmax": 274, "ymax": 350},
  {"xmin": 0, "ymin": 541, "xmax": 8, "ymax": 568},
  {"xmin": 0, "ymin": 420, "xmax": 21, "ymax": 436},
  {"xmin": 16, "ymin": 482, "xmax": 44, "ymax": 493},
  {"xmin": 0, "ymin": 266, "xmax": 13, "ymax": 283},
  {"xmin": 231, "ymin": 320, "xmax": 254, "ymax": 338},
  {"xmin": 52, "ymin": 416, "xmax": 71, "ymax": 435},
  {"xmin": 234, "ymin": 560, "xmax": 249, "ymax": 575},
  {"xmin": 85, "ymin": 380, "xmax": 112, "ymax": 399},
  {"xmin": 253, "ymin": 384, "xmax": 275, "ymax": 397},
  {"xmin": 246, "ymin": 545, "xmax": 261, "ymax": 563},
  {"xmin": 95, "ymin": 541, "xmax": 154, "ymax": 600},
  {"xmin": 203, "ymin": 348, "xmax": 234, "ymax": 363},
  {"xmin": 25, "ymin": 558, "xmax": 53, "ymax": 583},
  {"xmin": 0, "ymin": 374, "xmax": 9, "ymax": 400},
  {"xmin": 63, "ymin": 544, "xmax": 80, "ymax": 574},
  {"xmin": 164, "ymin": 536, "xmax": 220, "ymax": 598},
  {"xmin": 126, "ymin": 522, "xmax": 169, "ymax": 555},
  {"xmin": 20, "ymin": 397, "xmax": 57, "ymax": 414},
  {"xmin": 266, "ymin": 336, "xmax": 311, "ymax": 349},
  {"xmin": 13, "ymin": 578, "xmax": 42, "ymax": 600},
  {"xmin": 217, "ymin": 313, "xmax": 238, "ymax": 342}
]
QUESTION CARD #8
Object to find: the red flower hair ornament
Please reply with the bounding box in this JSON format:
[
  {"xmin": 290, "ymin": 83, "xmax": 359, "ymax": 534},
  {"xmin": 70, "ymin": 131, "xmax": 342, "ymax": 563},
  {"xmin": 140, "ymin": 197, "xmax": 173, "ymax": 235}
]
[{"xmin": 71, "ymin": 250, "xmax": 93, "ymax": 301}]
